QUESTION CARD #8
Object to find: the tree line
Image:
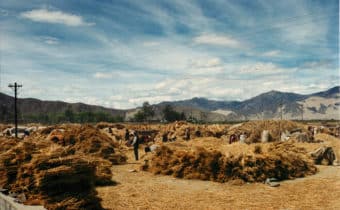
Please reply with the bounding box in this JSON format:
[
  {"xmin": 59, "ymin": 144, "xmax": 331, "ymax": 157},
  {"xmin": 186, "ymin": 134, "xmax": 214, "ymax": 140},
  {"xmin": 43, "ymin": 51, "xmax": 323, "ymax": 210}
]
[
  {"xmin": 2, "ymin": 109, "xmax": 124, "ymax": 124},
  {"xmin": 132, "ymin": 102, "xmax": 187, "ymax": 122}
]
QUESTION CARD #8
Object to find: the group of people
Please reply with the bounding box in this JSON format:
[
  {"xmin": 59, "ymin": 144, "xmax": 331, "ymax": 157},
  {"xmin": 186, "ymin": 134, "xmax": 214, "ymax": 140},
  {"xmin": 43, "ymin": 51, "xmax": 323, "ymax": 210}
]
[
  {"xmin": 229, "ymin": 132, "xmax": 247, "ymax": 144},
  {"xmin": 162, "ymin": 128, "xmax": 191, "ymax": 143},
  {"xmin": 125, "ymin": 127, "xmax": 249, "ymax": 161},
  {"xmin": 124, "ymin": 129, "xmax": 159, "ymax": 161},
  {"xmin": 308, "ymin": 126, "xmax": 319, "ymax": 137}
]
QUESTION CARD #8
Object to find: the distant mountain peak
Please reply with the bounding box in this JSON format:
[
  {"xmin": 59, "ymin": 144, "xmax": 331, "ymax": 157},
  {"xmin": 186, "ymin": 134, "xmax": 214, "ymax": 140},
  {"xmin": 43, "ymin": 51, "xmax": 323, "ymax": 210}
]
[
  {"xmin": 312, "ymin": 86, "xmax": 340, "ymax": 98},
  {"xmin": 265, "ymin": 90, "xmax": 282, "ymax": 95},
  {"xmin": 192, "ymin": 97, "xmax": 207, "ymax": 100}
]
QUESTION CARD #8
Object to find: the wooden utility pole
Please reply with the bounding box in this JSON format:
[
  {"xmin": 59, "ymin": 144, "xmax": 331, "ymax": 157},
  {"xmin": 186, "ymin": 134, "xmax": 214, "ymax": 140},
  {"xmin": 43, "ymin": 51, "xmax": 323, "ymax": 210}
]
[
  {"xmin": 279, "ymin": 102, "xmax": 283, "ymax": 121},
  {"xmin": 279, "ymin": 101, "xmax": 283, "ymax": 140},
  {"xmin": 300, "ymin": 104, "xmax": 304, "ymax": 121},
  {"xmin": 8, "ymin": 82, "xmax": 22, "ymax": 138}
]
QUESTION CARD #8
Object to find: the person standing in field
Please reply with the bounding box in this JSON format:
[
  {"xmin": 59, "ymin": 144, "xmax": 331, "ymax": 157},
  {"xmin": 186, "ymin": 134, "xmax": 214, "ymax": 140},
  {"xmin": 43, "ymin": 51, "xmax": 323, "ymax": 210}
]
[
  {"xmin": 229, "ymin": 134, "xmax": 237, "ymax": 144},
  {"xmin": 162, "ymin": 132, "xmax": 168, "ymax": 142},
  {"xmin": 184, "ymin": 128, "xmax": 190, "ymax": 140},
  {"xmin": 125, "ymin": 129, "xmax": 129, "ymax": 141},
  {"xmin": 132, "ymin": 132, "xmax": 139, "ymax": 161},
  {"xmin": 239, "ymin": 132, "xmax": 247, "ymax": 143}
]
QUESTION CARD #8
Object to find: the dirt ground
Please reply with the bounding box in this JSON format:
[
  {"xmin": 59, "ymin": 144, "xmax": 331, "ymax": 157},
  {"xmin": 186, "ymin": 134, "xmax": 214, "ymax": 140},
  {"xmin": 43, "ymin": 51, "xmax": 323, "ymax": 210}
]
[{"xmin": 97, "ymin": 147, "xmax": 340, "ymax": 210}]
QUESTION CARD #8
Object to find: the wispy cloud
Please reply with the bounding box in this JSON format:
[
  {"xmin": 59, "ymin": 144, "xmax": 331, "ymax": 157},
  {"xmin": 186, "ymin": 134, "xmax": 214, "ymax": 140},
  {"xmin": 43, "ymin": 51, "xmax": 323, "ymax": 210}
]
[
  {"xmin": 93, "ymin": 72, "xmax": 114, "ymax": 79},
  {"xmin": 261, "ymin": 50, "xmax": 281, "ymax": 57},
  {"xmin": 193, "ymin": 34, "xmax": 242, "ymax": 48},
  {"xmin": 187, "ymin": 57, "xmax": 224, "ymax": 75},
  {"xmin": 40, "ymin": 36, "xmax": 59, "ymax": 45},
  {"xmin": 237, "ymin": 62, "xmax": 291, "ymax": 76},
  {"xmin": 142, "ymin": 41, "xmax": 160, "ymax": 47},
  {"xmin": 190, "ymin": 57, "xmax": 222, "ymax": 68},
  {"xmin": 301, "ymin": 60, "xmax": 333, "ymax": 69},
  {"xmin": 20, "ymin": 9, "xmax": 94, "ymax": 26}
]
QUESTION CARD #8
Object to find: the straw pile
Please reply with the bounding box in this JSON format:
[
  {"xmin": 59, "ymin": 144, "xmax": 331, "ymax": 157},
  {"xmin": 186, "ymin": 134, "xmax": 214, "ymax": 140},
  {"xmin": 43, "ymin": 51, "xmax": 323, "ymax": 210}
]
[
  {"xmin": 228, "ymin": 120, "xmax": 311, "ymax": 143},
  {"xmin": 46, "ymin": 124, "xmax": 127, "ymax": 164},
  {"xmin": 0, "ymin": 124, "xmax": 12, "ymax": 134},
  {"xmin": 0, "ymin": 124, "xmax": 126, "ymax": 210},
  {"xmin": 17, "ymin": 152, "xmax": 103, "ymax": 210},
  {"xmin": 96, "ymin": 122, "xmax": 126, "ymax": 130},
  {"xmin": 94, "ymin": 122, "xmax": 231, "ymax": 143},
  {"xmin": 0, "ymin": 137, "xmax": 19, "ymax": 153},
  {"xmin": 153, "ymin": 121, "xmax": 230, "ymax": 140},
  {"xmin": 146, "ymin": 141, "xmax": 317, "ymax": 183}
]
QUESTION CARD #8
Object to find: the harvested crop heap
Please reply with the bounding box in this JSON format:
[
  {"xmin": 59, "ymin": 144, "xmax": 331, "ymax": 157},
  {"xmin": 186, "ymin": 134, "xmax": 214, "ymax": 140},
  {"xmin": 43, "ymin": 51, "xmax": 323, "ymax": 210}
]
[
  {"xmin": 146, "ymin": 141, "xmax": 317, "ymax": 183},
  {"xmin": 228, "ymin": 120, "xmax": 311, "ymax": 143},
  {"xmin": 46, "ymin": 124, "xmax": 127, "ymax": 164},
  {"xmin": 153, "ymin": 121, "xmax": 230, "ymax": 140},
  {"xmin": 0, "ymin": 124, "xmax": 126, "ymax": 210},
  {"xmin": 0, "ymin": 137, "xmax": 18, "ymax": 153},
  {"xmin": 95, "ymin": 121, "xmax": 230, "ymax": 142}
]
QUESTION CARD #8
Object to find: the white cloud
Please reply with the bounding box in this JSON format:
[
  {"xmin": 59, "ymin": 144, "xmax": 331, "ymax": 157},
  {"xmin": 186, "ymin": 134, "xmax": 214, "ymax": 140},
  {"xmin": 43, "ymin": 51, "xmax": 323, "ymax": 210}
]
[
  {"xmin": 238, "ymin": 62, "xmax": 290, "ymax": 75},
  {"xmin": 190, "ymin": 57, "xmax": 221, "ymax": 68},
  {"xmin": 20, "ymin": 9, "xmax": 94, "ymax": 26},
  {"xmin": 187, "ymin": 57, "xmax": 224, "ymax": 75},
  {"xmin": 194, "ymin": 34, "xmax": 242, "ymax": 48},
  {"xmin": 40, "ymin": 36, "xmax": 59, "ymax": 45},
  {"xmin": 93, "ymin": 72, "xmax": 114, "ymax": 79},
  {"xmin": 276, "ymin": 3, "xmax": 328, "ymax": 46},
  {"xmin": 262, "ymin": 50, "xmax": 281, "ymax": 57},
  {"xmin": 280, "ymin": 21, "xmax": 326, "ymax": 45},
  {"xmin": 301, "ymin": 60, "xmax": 332, "ymax": 69},
  {"xmin": 142, "ymin": 41, "xmax": 160, "ymax": 47}
]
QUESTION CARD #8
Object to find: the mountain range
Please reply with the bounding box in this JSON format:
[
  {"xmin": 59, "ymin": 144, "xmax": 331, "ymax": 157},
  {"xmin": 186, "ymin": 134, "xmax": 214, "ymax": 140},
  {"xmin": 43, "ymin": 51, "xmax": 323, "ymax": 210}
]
[
  {"xmin": 0, "ymin": 86, "xmax": 339, "ymax": 123},
  {"xmin": 158, "ymin": 86, "xmax": 340, "ymax": 121}
]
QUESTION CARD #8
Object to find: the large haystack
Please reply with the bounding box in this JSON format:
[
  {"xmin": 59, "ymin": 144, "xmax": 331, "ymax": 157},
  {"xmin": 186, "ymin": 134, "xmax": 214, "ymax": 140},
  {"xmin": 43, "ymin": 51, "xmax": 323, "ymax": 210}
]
[
  {"xmin": 0, "ymin": 124, "xmax": 126, "ymax": 210},
  {"xmin": 46, "ymin": 124, "xmax": 127, "ymax": 164},
  {"xmin": 18, "ymin": 153, "xmax": 104, "ymax": 209},
  {"xmin": 153, "ymin": 121, "xmax": 230, "ymax": 141},
  {"xmin": 146, "ymin": 141, "xmax": 317, "ymax": 183},
  {"xmin": 0, "ymin": 136, "xmax": 19, "ymax": 153},
  {"xmin": 95, "ymin": 122, "xmax": 230, "ymax": 143},
  {"xmin": 228, "ymin": 120, "xmax": 311, "ymax": 143}
]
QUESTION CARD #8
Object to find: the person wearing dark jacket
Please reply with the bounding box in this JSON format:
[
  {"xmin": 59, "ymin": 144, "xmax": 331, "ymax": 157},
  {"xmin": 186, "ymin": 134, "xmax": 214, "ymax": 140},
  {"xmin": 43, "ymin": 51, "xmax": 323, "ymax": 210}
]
[
  {"xmin": 125, "ymin": 129, "xmax": 130, "ymax": 141},
  {"xmin": 131, "ymin": 132, "xmax": 139, "ymax": 161},
  {"xmin": 184, "ymin": 128, "xmax": 190, "ymax": 141}
]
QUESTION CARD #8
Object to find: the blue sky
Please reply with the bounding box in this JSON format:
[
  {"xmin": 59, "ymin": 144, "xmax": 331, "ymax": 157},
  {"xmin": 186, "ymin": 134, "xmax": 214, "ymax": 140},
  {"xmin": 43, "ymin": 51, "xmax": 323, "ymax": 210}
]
[{"xmin": 0, "ymin": 0, "xmax": 338, "ymax": 109}]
